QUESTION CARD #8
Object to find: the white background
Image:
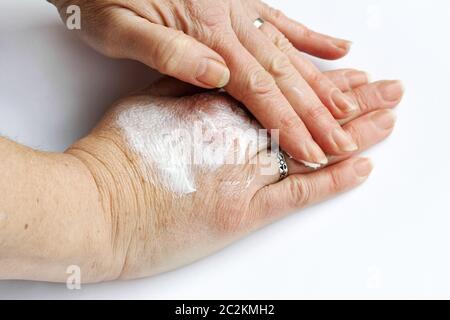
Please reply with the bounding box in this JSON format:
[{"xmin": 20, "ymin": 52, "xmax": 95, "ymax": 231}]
[{"xmin": 0, "ymin": 0, "xmax": 449, "ymax": 299}]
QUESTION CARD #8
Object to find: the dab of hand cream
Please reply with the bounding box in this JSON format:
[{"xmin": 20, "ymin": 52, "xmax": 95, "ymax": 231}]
[
  {"xmin": 300, "ymin": 160, "xmax": 323, "ymax": 170},
  {"xmin": 116, "ymin": 93, "xmax": 268, "ymax": 195},
  {"xmin": 285, "ymin": 152, "xmax": 323, "ymax": 170}
]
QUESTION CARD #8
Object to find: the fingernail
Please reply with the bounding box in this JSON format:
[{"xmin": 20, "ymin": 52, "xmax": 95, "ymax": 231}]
[
  {"xmin": 353, "ymin": 158, "xmax": 373, "ymax": 178},
  {"xmin": 346, "ymin": 70, "xmax": 370, "ymax": 87},
  {"xmin": 304, "ymin": 139, "xmax": 329, "ymax": 165},
  {"xmin": 196, "ymin": 58, "xmax": 230, "ymax": 88},
  {"xmin": 332, "ymin": 128, "xmax": 358, "ymax": 153},
  {"xmin": 378, "ymin": 80, "xmax": 405, "ymax": 102},
  {"xmin": 332, "ymin": 90, "xmax": 359, "ymax": 114},
  {"xmin": 333, "ymin": 39, "xmax": 352, "ymax": 51},
  {"xmin": 371, "ymin": 110, "xmax": 397, "ymax": 130}
]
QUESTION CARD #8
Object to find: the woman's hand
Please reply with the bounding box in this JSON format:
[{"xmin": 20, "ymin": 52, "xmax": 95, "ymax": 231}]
[
  {"xmin": 51, "ymin": 0, "xmax": 361, "ymax": 167},
  {"xmin": 0, "ymin": 70, "xmax": 403, "ymax": 282},
  {"xmin": 62, "ymin": 70, "xmax": 403, "ymax": 281}
]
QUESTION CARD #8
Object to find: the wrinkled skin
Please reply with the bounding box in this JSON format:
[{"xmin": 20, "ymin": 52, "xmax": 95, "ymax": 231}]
[
  {"xmin": 65, "ymin": 71, "xmax": 403, "ymax": 280},
  {"xmin": 51, "ymin": 0, "xmax": 361, "ymax": 169}
]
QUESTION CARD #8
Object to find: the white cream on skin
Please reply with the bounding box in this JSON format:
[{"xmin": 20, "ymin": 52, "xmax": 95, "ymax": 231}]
[
  {"xmin": 285, "ymin": 152, "xmax": 323, "ymax": 170},
  {"xmin": 300, "ymin": 160, "xmax": 323, "ymax": 170},
  {"xmin": 116, "ymin": 93, "xmax": 268, "ymax": 195}
]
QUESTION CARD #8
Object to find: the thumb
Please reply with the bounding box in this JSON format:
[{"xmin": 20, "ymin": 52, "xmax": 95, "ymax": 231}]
[
  {"xmin": 250, "ymin": 157, "xmax": 373, "ymax": 228},
  {"xmin": 115, "ymin": 15, "xmax": 230, "ymax": 89}
]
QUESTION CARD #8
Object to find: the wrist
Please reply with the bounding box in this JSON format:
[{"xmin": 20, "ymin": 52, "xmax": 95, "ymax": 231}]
[
  {"xmin": 0, "ymin": 138, "xmax": 114, "ymax": 282},
  {"xmin": 67, "ymin": 130, "xmax": 158, "ymax": 280}
]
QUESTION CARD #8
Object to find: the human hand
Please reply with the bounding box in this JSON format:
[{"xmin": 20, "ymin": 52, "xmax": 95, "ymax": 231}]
[
  {"xmin": 64, "ymin": 70, "xmax": 403, "ymax": 280},
  {"xmin": 51, "ymin": 0, "xmax": 362, "ymax": 167}
]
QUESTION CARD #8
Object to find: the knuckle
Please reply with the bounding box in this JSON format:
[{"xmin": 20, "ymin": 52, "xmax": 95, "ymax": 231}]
[
  {"xmin": 206, "ymin": 28, "xmax": 235, "ymax": 51},
  {"xmin": 328, "ymin": 168, "xmax": 343, "ymax": 193},
  {"xmin": 246, "ymin": 67, "xmax": 277, "ymax": 97},
  {"xmin": 297, "ymin": 23, "xmax": 311, "ymax": 38},
  {"xmin": 345, "ymin": 125, "xmax": 362, "ymax": 149},
  {"xmin": 194, "ymin": 4, "xmax": 229, "ymax": 30},
  {"xmin": 279, "ymin": 112, "xmax": 301, "ymax": 132},
  {"xmin": 258, "ymin": 2, "xmax": 271, "ymax": 14},
  {"xmin": 230, "ymin": 14, "xmax": 248, "ymax": 36},
  {"xmin": 309, "ymin": 70, "xmax": 329, "ymax": 87},
  {"xmin": 340, "ymin": 70, "xmax": 354, "ymax": 91},
  {"xmin": 268, "ymin": 53, "xmax": 293, "ymax": 77},
  {"xmin": 154, "ymin": 31, "xmax": 188, "ymax": 74},
  {"xmin": 353, "ymin": 89, "xmax": 369, "ymax": 112},
  {"xmin": 304, "ymin": 104, "xmax": 330, "ymax": 122},
  {"xmin": 267, "ymin": 5, "xmax": 285, "ymax": 21},
  {"xmin": 273, "ymin": 33, "xmax": 294, "ymax": 54},
  {"xmin": 288, "ymin": 177, "xmax": 311, "ymax": 207}
]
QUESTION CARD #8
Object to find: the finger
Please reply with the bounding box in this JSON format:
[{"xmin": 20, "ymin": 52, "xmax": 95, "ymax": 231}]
[
  {"xmin": 204, "ymin": 28, "xmax": 328, "ymax": 165},
  {"xmin": 233, "ymin": 18, "xmax": 358, "ymax": 158},
  {"xmin": 257, "ymin": 3, "xmax": 351, "ymax": 60},
  {"xmin": 323, "ymin": 69, "xmax": 370, "ymax": 92},
  {"xmin": 286, "ymin": 109, "xmax": 397, "ymax": 175},
  {"xmin": 110, "ymin": 13, "xmax": 230, "ymax": 89},
  {"xmin": 339, "ymin": 80, "xmax": 404, "ymax": 124},
  {"xmin": 254, "ymin": 108, "xmax": 396, "ymax": 188},
  {"xmin": 251, "ymin": 157, "xmax": 373, "ymax": 226},
  {"xmin": 257, "ymin": 22, "xmax": 358, "ymax": 119}
]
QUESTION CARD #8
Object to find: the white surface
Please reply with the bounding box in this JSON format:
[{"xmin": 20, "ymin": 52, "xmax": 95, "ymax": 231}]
[{"xmin": 0, "ymin": 0, "xmax": 449, "ymax": 299}]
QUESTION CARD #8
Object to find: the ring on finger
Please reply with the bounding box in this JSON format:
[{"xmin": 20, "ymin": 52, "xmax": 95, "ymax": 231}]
[
  {"xmin": 253, "ymin": 18, "xmax": 265, "ymax": 29},
  {"xmin": 277, "ymin": 151, "xmax": 289, "ymax": 181}
]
